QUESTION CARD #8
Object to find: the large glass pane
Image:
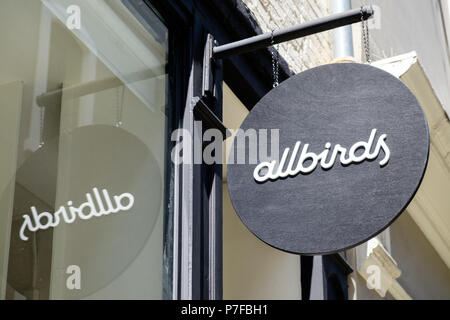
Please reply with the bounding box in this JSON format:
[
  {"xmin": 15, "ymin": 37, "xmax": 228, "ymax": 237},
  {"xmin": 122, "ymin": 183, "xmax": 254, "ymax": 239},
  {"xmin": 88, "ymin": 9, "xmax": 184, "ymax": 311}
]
[{"xmin": 0, "ymin": 0, "xmax": 169, "ymax": 299}]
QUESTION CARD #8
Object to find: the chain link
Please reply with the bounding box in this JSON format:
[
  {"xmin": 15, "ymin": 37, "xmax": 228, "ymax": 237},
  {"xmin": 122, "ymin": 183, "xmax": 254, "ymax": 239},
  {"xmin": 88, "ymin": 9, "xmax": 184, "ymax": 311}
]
[
  {"xmin": 361, "ymin": 6, "xmax": 371, "ymax": 64},
  {"xmin": 271, "ymin": 30, "xmax": 279, "ymax": 88}
]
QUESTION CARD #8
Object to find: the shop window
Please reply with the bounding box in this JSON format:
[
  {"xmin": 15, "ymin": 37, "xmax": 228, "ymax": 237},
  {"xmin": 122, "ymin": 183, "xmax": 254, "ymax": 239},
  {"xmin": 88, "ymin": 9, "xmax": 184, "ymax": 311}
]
[{"xmin": 0, "ymin": 0, "xmax": 169, "ymax": 299}]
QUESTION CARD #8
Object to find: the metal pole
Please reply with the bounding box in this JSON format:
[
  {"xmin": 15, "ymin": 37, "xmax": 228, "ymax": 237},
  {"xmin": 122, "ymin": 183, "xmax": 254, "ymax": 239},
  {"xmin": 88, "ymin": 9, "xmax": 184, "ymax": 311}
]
[
  {"xmin": 213, "ymin": 5, "xmax": 373, "ymax": 59},
  {"xmin": 330, "ymin": 0, "xmax": 355, "ymax": 58}
]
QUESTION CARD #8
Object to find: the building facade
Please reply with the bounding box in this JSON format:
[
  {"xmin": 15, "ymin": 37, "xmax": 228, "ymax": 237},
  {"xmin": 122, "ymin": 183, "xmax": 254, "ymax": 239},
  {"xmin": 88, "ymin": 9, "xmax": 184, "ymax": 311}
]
[{"xmin": 0, "ymin": 0, "xmax": 448, "ymax": 300}]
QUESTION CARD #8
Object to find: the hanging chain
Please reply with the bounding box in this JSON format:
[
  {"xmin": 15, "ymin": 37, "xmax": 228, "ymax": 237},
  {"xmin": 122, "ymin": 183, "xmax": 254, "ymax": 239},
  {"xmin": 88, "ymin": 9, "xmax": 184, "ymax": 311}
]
[
  {"xmin": 271, "ymin": 30, "xmax": 279, "ymax": 88},
  {"xmin": 361, "ymin": 6, "xmax": 371, "ymax": 64},
  {"xmin": 116, "ymin": 85, "xmax": 124, "ymax": 127},
  {"xmin": 38, "ymin": 107, "xmax": 45, "ymax": 148}
]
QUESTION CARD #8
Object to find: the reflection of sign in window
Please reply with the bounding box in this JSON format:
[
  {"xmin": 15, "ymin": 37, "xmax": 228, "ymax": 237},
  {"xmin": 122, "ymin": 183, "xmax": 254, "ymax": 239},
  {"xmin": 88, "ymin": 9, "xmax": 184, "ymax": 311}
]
[{"xmin": 19, "ymin": 188, "xmax": 135, "ymax": 241}]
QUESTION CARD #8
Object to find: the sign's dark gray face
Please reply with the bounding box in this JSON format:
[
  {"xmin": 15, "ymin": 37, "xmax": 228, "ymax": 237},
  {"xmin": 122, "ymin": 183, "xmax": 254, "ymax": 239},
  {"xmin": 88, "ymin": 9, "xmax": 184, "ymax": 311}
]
[{"xmin": 227, "ymin": 63, "xmax": 429, "ymax": 255}]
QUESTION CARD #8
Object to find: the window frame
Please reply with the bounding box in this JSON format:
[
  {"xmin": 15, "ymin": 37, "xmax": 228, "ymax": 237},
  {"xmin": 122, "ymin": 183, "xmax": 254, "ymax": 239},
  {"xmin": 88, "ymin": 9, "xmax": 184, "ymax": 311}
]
[{"xmin": 141, "ymin": 0, "xmax": 223, "ymax": 300}]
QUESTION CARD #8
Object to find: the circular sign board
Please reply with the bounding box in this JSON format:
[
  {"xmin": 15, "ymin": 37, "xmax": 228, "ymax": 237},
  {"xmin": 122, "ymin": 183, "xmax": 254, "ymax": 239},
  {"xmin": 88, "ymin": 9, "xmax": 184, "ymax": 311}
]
[{"xmin": 227, "ymin": 63, "xmax": 429, "ymax": 255}]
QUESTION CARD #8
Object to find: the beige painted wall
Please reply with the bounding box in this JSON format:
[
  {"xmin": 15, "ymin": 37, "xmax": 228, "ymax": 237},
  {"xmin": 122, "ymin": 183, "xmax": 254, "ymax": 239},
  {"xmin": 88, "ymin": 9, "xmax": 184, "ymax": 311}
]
[
  {"xmin": 222, "ymin": 83, "xmax": 301, "ymax": 300},
  {"xmin": 390, "ymin": 213, "xmax": 450, "ymax": 299}
]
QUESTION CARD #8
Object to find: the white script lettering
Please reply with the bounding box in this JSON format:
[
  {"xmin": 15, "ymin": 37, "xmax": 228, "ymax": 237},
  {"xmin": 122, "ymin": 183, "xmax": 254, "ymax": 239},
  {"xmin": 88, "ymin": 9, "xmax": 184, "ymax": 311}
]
[
  {"xmin": 253, "ymin": 129, "xmax": 390, "ymax": 183},
  {"xmin": 19, "ymin": 188, "xmax": 135, "ymax": 241}
]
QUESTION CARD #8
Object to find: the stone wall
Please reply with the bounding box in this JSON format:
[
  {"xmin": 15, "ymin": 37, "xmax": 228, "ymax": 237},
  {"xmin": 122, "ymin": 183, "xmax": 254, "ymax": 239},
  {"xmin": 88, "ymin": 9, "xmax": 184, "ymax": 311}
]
[{"xmin": 242, "ymin": 0, "xmax": 333, "ymax": 73}]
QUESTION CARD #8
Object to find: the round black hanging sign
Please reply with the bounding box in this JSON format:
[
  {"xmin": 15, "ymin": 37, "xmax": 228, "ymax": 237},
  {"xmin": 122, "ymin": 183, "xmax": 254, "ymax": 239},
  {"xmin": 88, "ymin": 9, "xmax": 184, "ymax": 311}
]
[{"xmin": 227, "ymin": 63, "xmax": 429, "ymax": 255}]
